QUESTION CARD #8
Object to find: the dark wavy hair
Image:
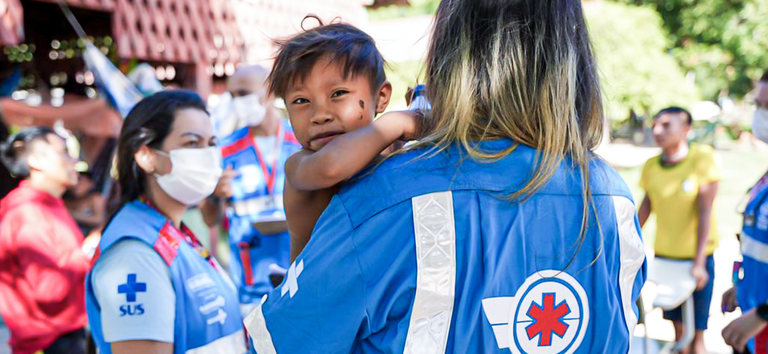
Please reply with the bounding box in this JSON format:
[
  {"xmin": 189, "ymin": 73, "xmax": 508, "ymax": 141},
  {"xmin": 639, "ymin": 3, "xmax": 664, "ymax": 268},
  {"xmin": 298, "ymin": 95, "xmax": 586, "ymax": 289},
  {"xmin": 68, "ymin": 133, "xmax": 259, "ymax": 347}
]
[
  {"xmin": 655, "ymin": 106, "xmax": 693, "ymax": 126},
  {"xmin": 115, "ymin": 90, "xmax": 207, "ymax": 206},
  {"xmin": 268, "ymin": 15, "xmax": 387, "ymax": 99}
]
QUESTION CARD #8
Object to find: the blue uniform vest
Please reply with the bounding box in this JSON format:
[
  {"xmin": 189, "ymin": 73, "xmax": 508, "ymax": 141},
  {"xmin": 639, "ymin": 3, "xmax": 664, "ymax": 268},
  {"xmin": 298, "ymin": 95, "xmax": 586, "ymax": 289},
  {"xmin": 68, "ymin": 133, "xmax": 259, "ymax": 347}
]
[
  {"xmin": 218, "ymin": 122, "xmax": 301, "ymax": 304},
  {"xmin": 247, "ymin": 139, "xmax": 647, "ymax": 353},
  {"xmin": 85, "ymin": 201, "xmax": 245, "ymax": 354},
  {"xmin": 739, "ymin": 183, "xmax": 768, "ymax": 353}
]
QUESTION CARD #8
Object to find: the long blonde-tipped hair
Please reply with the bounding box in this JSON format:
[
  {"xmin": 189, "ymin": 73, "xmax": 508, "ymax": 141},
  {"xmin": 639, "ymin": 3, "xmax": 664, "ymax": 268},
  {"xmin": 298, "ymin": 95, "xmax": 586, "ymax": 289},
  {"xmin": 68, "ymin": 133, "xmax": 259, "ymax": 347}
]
[{"xmin": 416, "ymin": 0, "xmax": 605, "ymax": 262}]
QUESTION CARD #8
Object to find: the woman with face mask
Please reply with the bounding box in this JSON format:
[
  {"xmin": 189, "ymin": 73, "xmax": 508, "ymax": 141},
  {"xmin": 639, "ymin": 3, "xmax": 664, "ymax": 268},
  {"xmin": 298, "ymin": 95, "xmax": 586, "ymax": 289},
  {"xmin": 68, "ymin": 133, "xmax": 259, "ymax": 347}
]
[{"xmin": 85, "ymin": 91, "xmax": 246, "ymax": 354}]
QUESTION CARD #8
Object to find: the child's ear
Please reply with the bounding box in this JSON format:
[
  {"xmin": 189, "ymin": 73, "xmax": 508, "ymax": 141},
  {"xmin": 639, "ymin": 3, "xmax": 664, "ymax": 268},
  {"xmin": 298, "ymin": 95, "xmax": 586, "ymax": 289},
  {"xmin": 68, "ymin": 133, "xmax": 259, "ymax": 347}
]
[{"xmin": 375, "ymin": 81, "xmax": 393, "ymax": 114}]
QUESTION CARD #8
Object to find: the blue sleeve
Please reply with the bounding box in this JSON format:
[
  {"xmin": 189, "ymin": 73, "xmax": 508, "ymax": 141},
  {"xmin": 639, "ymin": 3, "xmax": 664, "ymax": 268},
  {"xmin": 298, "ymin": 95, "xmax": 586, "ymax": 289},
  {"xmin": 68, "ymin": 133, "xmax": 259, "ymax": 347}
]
[
  {"xmin": 92, "ymin": 239, "xmax": 176, "ymax": 343},
  {"xmin": 245, "ymin": 196, "xmax": 368, "ymax": 353},
  {"xmin": 631, "ymin": 214, "xmax": 647, "ymax": 322}
]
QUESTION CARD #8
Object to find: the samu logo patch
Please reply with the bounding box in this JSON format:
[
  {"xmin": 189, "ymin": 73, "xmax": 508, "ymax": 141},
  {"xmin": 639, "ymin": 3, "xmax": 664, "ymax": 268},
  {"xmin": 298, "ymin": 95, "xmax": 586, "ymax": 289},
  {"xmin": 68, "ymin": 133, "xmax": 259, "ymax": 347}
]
[{"xmin": 481, "ymin": 270, "xmax": 589, "ymax": 354}]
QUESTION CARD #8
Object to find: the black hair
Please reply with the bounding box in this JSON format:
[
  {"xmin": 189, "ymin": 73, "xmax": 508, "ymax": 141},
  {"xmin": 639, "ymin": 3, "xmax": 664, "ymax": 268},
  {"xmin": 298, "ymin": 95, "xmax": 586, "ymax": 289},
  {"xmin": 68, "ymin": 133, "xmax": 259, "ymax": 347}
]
[
  {"xmin": 655, "ymin": 106, "xmax": 693, "ymax": 126},
  {"xmin": 268, "ymin": 15, "xmax": 387, "ymax": 99},
  {"xmin": 0, "ymin": 126, "xmax": 60, "ymax": 179},
  {"xmin": 115, "ymin": 90, "xmax": 208, "ymax": 206},
  {"xmin": 760, "ymin": 69, "xmax": 768, "ymax": 83}
]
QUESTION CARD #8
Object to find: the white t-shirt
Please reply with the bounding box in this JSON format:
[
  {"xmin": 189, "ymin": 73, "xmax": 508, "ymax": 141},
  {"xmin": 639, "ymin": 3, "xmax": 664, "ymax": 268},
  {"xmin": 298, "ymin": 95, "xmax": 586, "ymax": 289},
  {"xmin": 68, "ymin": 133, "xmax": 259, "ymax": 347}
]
[{"xmin": 92, "ymin": 238, "xmax": 175, "ymax": 343}]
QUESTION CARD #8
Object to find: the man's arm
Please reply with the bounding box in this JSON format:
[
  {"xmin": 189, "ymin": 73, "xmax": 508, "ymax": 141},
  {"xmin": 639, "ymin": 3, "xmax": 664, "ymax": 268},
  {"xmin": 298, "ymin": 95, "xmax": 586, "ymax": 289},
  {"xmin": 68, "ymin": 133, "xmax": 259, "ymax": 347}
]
[
  {"xmin": 692, "ymin": 181, "xmax": 718, "ymax": 289},
  {"xmin": 722, "ymin": 302, "xmax": 768, "ymax": 351},
  {"xmin": 285, "ymin": 111, "xmax": 417, "ymax": 191},
  {"xmin": 638, "ymin": 194, "xmax": 651, "ymax": 228}
]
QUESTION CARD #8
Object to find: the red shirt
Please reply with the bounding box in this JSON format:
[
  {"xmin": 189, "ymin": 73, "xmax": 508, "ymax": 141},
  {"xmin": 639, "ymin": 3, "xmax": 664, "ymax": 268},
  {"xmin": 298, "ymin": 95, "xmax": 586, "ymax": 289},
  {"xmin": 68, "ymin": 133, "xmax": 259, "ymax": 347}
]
[{"xmin": 0, "ymin": 181, "xmax": 89, "ymax": 354}]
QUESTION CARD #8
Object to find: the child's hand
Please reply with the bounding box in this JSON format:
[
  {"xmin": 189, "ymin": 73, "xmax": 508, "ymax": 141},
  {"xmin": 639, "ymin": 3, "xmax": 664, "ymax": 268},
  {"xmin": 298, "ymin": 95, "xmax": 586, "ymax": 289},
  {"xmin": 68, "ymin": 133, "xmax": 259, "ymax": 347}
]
[{"xmin": 379, "ymin": 110, "xmax": 422, "ymax": 141}]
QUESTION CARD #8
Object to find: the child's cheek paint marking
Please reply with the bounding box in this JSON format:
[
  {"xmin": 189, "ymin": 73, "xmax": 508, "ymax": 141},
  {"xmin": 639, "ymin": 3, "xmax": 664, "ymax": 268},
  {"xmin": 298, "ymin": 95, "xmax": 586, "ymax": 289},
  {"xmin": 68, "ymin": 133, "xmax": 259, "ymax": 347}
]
[{"xmin": 359, "ymin": 100, "xmax": 365, "ymax": 120}]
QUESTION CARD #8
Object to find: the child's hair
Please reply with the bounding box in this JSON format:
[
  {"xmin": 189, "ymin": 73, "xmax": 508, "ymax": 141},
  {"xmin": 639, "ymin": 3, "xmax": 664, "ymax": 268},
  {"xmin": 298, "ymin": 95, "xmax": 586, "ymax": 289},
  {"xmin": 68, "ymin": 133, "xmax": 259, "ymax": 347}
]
[
  {"xmin": 0, "ymin": 126, "xmax": 59, "ymax": 178},
  {"xmin": 268, "ymin": 16, "xmax": 386, "ymax": 99}
]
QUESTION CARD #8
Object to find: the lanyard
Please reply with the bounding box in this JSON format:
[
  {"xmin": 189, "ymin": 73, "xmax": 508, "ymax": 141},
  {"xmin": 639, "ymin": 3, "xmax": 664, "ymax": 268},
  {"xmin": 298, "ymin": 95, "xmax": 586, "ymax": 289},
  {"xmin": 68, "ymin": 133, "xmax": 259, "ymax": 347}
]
[
  {"xmin": 139, "ymin": 197, "xmax": 211, "ymax": 260},
  {"xmin": 252, "ymin": 124, "xmax": 283, "ymax": 196}
]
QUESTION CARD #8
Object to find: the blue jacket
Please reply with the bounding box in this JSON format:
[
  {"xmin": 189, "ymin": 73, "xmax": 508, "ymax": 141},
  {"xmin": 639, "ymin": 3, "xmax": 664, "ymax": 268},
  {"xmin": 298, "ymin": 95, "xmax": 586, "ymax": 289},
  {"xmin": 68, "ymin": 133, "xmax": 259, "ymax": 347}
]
[
  {"xmin": 739, "ymin": 183, "xmax": 768, "ymax": 353},
  {"xmin": 245, "ymin": 140, "xmax": 647, "ymax": 353},
  {"xmin": 86, "ymin": 201, "xmax": 245, "ymax": 353}
]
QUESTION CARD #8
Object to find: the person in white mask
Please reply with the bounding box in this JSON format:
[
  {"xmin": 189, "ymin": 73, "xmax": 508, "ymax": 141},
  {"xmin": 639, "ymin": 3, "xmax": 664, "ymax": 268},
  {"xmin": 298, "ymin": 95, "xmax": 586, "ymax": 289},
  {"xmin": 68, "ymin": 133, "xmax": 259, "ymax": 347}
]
[
  {"xmin": 202, "ymin": 65, "xmax": 302, "ymax": 315},
  {"xmin": 85, "ymin": 91, "xmax": 247, "ymax": 354},
  {"xmin": 211, "ymin": 66, "xmax": 275, "ymax": 139},
  {"xmin": 722, "ymin": 69, "xmax": 768, "ymax": 354}
]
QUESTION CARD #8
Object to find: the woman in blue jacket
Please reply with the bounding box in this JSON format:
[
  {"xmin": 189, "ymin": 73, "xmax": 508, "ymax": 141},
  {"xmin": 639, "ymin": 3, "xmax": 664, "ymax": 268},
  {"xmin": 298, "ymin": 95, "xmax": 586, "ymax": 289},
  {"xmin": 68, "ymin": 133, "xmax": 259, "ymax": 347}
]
[
  {"xmin": 86, "ymin": 91, "xmax": 246, "ymax": 354},
  {"xmin": 245, "ymin": 0, "xmax": 647, "ymax": 353}
]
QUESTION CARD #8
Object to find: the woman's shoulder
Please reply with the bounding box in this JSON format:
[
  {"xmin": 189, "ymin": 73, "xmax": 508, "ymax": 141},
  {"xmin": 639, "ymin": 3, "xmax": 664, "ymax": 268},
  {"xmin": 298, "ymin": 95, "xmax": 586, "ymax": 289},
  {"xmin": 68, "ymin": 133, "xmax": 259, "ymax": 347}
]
[
  {"xmin": 334, "ymin": 143, "xmax": 633, "ymax": 227},
  {"xmin": 583, "ymin": 155, "xmax": 634, "ymax": 199},
  {"xmin": 102, "ymin": 201, "xmax": 167, "ymax": 243},
  {"xmin": 690, "ymin": 143, "xmax": 717, "ymax": 162},
  {"xmin": 92, "ymin": 238, "xmax": 169, "ymax": 283}
]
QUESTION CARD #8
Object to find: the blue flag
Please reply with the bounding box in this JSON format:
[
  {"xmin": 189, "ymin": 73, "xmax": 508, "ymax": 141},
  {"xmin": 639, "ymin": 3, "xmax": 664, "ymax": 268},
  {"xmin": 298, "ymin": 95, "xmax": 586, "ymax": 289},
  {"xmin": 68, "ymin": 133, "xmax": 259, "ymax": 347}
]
[{"xmin": 83, "ymin": 44, "xmax": 143, "ymax": 118}]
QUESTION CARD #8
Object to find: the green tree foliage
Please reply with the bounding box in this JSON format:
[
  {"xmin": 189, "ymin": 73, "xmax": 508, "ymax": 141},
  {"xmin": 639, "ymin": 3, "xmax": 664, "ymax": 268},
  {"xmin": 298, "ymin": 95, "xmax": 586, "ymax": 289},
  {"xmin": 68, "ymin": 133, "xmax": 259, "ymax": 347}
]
[
  {"xmin": 612, "ymin": 0, "xmax": 768, "ymax": 99},
  {"xmin": 586, "ymin": 2, "xmax": 700, "ymax": 120}
]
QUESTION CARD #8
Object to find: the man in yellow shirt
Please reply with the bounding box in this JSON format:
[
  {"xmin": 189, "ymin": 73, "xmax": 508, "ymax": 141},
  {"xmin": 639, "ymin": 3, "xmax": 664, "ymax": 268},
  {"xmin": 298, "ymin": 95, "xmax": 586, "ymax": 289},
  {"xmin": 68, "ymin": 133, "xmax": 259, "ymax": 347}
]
[{"xmin": 639, "ymin": 106, "xmax": 721, "ymax": 354}]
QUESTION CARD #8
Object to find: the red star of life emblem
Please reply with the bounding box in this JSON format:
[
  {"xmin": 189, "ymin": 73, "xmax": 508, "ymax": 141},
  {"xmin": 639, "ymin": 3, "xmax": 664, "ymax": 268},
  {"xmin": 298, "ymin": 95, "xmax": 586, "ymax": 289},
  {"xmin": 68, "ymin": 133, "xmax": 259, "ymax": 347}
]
[{"xmin": 525, "ymin": 293, "xmax": 571, "ymax": 346}]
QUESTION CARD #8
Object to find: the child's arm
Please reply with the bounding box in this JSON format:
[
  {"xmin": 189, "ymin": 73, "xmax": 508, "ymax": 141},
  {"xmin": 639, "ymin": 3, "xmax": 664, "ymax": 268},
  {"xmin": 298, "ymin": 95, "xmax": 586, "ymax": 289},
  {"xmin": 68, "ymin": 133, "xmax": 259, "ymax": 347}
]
[
  {"xmin": 285, "ymin": 111, "xmax": 419, "ymax": 191},
  {"xmin": 285, "ymin": 183, "xmax": 336, "ymax": 263}
]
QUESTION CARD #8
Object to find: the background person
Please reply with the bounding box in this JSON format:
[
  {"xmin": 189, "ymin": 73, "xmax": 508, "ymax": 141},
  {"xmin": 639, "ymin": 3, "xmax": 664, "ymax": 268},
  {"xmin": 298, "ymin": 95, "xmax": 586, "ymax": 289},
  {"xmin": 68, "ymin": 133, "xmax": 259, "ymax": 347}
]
[
  {"xmin": 202, "ymin": 65, "xmax": 301, "ymax": 314},
  {"xmin": 85, "ymin": 91, "xmax": 246, "ymax": 354},
  {"xmin": 0, "ymin": 127, "xmax": 89, "ymax": 354},
  {"xmin": 638, "ymin": 106, "xmax": 721, "ymax": 354},
  {"xmin": 721, "ymin": 68, "xmax": 768, "ymax": 354},
  {"xmin": 244, "ymin": 0, "xmax": 646, "ymax": 352}
]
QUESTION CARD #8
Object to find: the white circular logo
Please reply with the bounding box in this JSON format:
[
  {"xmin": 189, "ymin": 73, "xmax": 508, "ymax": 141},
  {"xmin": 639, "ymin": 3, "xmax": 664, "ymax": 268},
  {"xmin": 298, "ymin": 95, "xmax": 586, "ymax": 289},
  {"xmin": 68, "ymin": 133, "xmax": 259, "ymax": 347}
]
[
  {"xmin": 682, "ymin": 179, "xmax": 695, "ymax": 193},
  {"xmin": 509, "ymin": 270, "xmax": 589, "ymax": 354}
]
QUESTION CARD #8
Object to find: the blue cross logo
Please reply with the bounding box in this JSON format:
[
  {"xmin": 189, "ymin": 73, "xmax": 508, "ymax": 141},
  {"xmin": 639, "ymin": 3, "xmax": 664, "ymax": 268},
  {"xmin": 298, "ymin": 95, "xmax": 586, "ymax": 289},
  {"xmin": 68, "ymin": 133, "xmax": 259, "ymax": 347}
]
[{"xmin": 117, "ymin": 274, "xmax": 146, "ymax": 303}]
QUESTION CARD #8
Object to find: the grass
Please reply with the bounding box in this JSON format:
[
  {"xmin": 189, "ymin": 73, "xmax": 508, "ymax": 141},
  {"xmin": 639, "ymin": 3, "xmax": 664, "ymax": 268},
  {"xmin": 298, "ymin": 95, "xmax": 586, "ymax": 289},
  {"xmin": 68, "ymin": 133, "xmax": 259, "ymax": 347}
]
[{"xmin": 616, "ymin": 149, "xmax": 768, "ymax": 247}]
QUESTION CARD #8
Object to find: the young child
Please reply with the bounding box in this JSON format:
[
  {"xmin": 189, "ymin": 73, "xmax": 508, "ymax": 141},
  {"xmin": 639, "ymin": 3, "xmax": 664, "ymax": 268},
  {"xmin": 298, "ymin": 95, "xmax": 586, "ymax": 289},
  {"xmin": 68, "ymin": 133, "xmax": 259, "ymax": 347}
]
[{"xmin": 268, "ymin": 19, "xmax": 419, "ymax": 261}]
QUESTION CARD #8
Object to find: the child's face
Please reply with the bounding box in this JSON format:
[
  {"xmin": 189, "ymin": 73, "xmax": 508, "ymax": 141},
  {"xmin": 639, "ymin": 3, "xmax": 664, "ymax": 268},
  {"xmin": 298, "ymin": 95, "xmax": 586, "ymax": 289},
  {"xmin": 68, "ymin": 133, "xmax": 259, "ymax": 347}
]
[{"xmin": 284, "ymin": 56, "xmax": 391, "ymax": 151}]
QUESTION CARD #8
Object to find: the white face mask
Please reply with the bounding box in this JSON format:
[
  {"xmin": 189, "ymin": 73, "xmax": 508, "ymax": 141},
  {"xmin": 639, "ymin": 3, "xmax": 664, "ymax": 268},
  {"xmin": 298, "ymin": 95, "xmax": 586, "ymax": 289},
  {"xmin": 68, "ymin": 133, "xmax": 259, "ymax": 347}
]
[
  {"xmin": 232, "ymin": 93, "xmax": 266, "ymax": 127},
  {"xmin": 154, "ymin": 147, "xmax": 223, "ymax": 205},
  {"xmin": 753, "ymin": 108, "xmax": 768, "ymax": 144}
]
